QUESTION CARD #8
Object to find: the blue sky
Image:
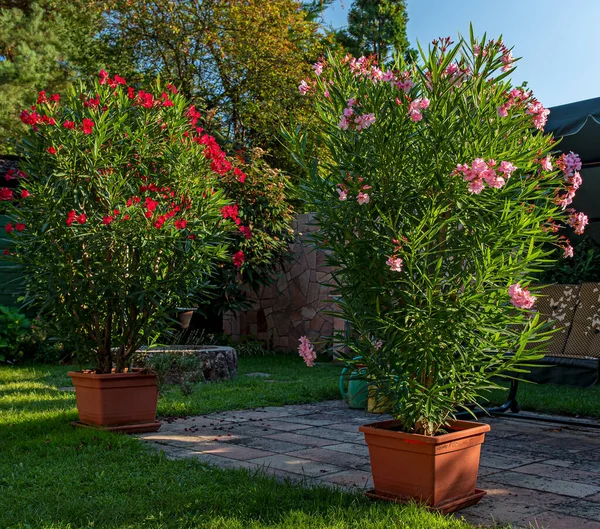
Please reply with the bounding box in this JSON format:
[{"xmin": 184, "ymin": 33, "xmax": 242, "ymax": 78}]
[{"xmin": 323, "ymin": 0, "xmax": 600, "ymax": 108}]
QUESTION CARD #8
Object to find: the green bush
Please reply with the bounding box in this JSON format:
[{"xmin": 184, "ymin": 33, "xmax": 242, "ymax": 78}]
[
  {"xmin": 285, "ymin": 33, "xmax": 585, "ymax": 435},
  {"xmin": 0, "ymin": 305, "xmax": 30, "ymax": 363}
]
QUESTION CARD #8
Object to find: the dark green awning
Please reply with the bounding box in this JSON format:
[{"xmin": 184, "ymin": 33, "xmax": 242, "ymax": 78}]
[
  {"xmin": 547, "ymin": 97, "xmax": 600, "ymax": 164},
  {"xmin": 546, "ymin": 97, "xmax": 600, "ymax": 244}
]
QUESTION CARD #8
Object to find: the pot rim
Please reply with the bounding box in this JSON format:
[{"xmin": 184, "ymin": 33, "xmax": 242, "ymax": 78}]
[
  {"xmin": 68, "ymin": 369, "xmax": 156, "ymax": 380},
  {"xmin": 359, "ymin": 418, "xmax": 490, "ymax": 444}
]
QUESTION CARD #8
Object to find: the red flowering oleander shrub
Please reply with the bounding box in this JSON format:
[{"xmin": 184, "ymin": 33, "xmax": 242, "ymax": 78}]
[
  {"xmin": 285, "ymin": 33, "xmax": 588, "ymax": 435},
  {"xmin": 212, "ymin": 147, "xmax": 295, "ymax": 313},
  {"xmin": 0, "ymin": 72, "xmax": 245, "ymax": 373}
]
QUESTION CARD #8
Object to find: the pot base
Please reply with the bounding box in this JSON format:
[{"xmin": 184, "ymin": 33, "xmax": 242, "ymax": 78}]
[
  {"xmin": 365, "ymin": 488, "xmax": 486, "ymax": 514},
  {"xmin": 71, "ymin": 420, "xmax": 162, "ymax": 434}
]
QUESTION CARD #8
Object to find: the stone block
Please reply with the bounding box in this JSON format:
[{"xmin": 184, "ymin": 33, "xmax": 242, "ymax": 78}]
[
  {"xmin": 300, "ymin": 306, "xmax": 316, "ymax": 320},
  {"xmin": 264, "ymin": 432, "xmax": 338, "ymax": 447},
  {"xmin": 297, "ymin": 270, "xmax": 311, "ymax": 297},
  {"xmin": 247, "ymin": 454, "xmax": 343, "ymax": 477}
]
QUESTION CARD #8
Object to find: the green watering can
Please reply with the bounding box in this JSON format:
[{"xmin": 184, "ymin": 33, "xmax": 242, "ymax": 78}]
[{"xmin": 339, "ymin": 363, "xmax": 369, "ymax": 409}]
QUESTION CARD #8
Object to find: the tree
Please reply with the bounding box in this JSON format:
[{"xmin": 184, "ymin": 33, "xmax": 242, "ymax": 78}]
[
  {"xmin": 102, "ymin": 0, "xmax": 330, "ymax": 171},
  {"xmin": 336, "ymin": 0, "xmax": 410, "ymax": 62},
  {"xmin": 0, "ymin": 1, "xmax": 131, "ymax": 153}
]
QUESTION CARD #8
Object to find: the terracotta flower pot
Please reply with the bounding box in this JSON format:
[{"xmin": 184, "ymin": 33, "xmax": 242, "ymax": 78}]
[
  {"xmin": 68, "ymin": 370, "xmax": 161, "ymax": 433},
  {"xmin": 177, "ymin": 308, "xmax": 196, "ymax": 330},
  {"xmin": 359, "ymin": 419, "xmax": 490, "ymax": 513}
]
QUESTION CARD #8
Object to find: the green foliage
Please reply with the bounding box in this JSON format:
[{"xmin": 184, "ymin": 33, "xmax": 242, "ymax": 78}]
[
  {"xmin": 232, "ymin": 336, "xmax": 276, "ymax": 357},
  {"xmin": 0, "ymin": 306, "xmax": 68, "ymax": 364},
  {"xmin": 142, "ymin": 351, "xmax": 205, "ymax": 393},
  {"xmin": 285, "ymin": 32, "xmax": 576, "ymax": 435},
  {"xmin": 1, "ymin": 73, "xmax": 235, "ymax": 373},
  {"xmin": 0, "ymin": 1, "xmax": 124, "ymax": 153},
  {"xmin": 102, "ymin": 0, "xmax": 330, "ymax": 175},
  {"xmin": 0, "ymin": 305, "xmax": 30, "ymax": 362},
  {"xmin": 539, "ymin": 236, "xmax": 600, "ymax": 284},
  {"xmin": 213, "ymin": 148, "xmax": 296, "ymax": 312},
  {"xmin": 336, "ymin": 0, "xmax": 410, "ymax": 62}
]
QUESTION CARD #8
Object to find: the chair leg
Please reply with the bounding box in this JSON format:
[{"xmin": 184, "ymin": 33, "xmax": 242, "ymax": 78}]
[{"xmin": 488, "ymin": 379, "xmax": 520, "ymax": 415}]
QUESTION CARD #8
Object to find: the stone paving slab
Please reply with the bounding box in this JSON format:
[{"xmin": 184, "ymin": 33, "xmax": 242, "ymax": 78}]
[{"xmin": 138, "ymin": 400, "xmax": 600, "ymax": 528}]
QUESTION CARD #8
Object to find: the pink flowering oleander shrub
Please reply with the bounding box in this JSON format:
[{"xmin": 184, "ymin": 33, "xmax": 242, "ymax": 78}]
[
  {"xmin": 284, "ymin": 31, "xmax": 587, "ymax": 435},
  {"xmin": 0, "ymin": 72, "xmax": 243, "ymax": 373}
]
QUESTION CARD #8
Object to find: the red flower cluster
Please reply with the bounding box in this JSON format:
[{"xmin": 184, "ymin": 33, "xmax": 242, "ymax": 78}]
[
  {"xmin": 20, "ymin": 189, "xmax": 29, "ymax": 198},
  {"xmin": 5, "ymin": 168, "xmax": 27, "ymax": 181},
  {"xmin": 4, "ymin": 222, "xmax": 23, "ymax": 233},
  {"xmin": 63, "ymin": 120, "xmax": 75, "ymax": 129},
  {"xmin": 84, "ymin": 94, "xmax": 101, "ymax": 109},
  {"xmin": 232, "ymin": 250, "xmax": 245, "ymax": 269},
  {"xmin": 20, "ymin": 109, "xmax": 56, "ymax": 129},
  {"xmin": 137, "ymin": 90, "xmax": 155, "ymax": 109},
  {"xmin": 66, "ymin": 210, "xmax": 87, "ymax": 226},
  {"xmin": 233, "ymin": 167, "xmax": 247, "ymax": 183},
  {"xmin": 0, "ymin": 188, "xmax": 13, "ymax": 201},
  {"xmin": 82, "ymin": 119, "xmax": 95, "ymax": 135},
  {"xmin": 195, "ymin": 134, "xmax": 232, "ymax": 175},
  {"xmin": 221, "ymin": 204, "xmax": 240, "ymax": 223},
  {"xmin": 37, "ymin": 91, "xmax": 60, "ymax": 105},
  {"xmin": 47, "ymin": 146, "xmax": 57, "ymax": 155},
  {"xmin": 186, "ymin": 105, "xmax": 202, "ymax": 126},
  {"xmin": 160, "ymin": 92, "xmax": 174, "ymax": 107},
  {"xmin": 99, "ymin": 70, "xmax": 126, "ymax": 88},
  {"xmin": 239, "ymin": 225, "xmax": 252, "ymax": 239}
]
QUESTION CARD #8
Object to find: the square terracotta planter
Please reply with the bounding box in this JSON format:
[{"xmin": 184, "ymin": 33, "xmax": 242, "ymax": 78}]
[
  {"xmin": 68, "ymin": 370, "xmax": 161, "ymax": 433},
  {"xmin": 359, "ymin": 419, "xmax": 490, "ymax": 512}
]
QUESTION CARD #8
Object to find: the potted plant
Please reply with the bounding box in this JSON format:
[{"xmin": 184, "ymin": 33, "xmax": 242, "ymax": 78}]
[
  {"xmin": 0, "ymin": 71, "xmax": 246, "ymax": 432},
  {"xmin": 286, "ymin": 30, "xmax": 587, "ymax": 511}
]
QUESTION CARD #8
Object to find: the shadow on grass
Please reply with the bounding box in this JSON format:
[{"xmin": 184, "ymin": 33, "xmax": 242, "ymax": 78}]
[{"xmin": 0, "ymin": 437, "xmax": 474, "ymax": 529}]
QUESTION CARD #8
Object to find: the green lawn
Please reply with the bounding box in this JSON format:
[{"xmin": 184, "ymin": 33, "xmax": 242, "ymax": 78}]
[
  {"xmin": 0, "ymin": 356, "xmax": 476, "ymax": 529},
  {"xmin": 485, "ymin": 379, "xmax": 600, "ymax": 419}
]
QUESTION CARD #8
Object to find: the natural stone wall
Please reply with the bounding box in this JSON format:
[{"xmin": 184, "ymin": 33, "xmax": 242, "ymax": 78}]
[
  {"xmin": 223, "ymin": 213, "xmax": 340, "ymax": 351},
  {"xmin": 140, "ymin": 345, "xmax": 238, "ymax": 383}
]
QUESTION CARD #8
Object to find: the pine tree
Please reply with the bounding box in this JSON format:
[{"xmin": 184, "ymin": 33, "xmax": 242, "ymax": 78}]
[{"xmin": 336, "ymin": 0, "xmax": 410, "ymax": 62}]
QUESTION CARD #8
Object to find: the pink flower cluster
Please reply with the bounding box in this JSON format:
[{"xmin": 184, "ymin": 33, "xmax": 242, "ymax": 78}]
[
  {"xmin": 554, "ymin": 152, "xmax": 582, "ymax": 209},
  {"xmin": 497, "ymin": 87, "xmax": 550, "ymax": 130},
  {"xmin": 345, "ymin": 55, "xmax": 379, "ymax": 79},
  {"xmin": 408, "ymin": 97, "xmax": 430, "ymax": 122},
  {"xmin": 491, "ymin": 40, "xmax": 514, "ymax": 72},
  {"xmin": 508, "ymin": 283, "xmax": 536, "ymax": 309},
  {"xmin": 441, "ymin": 62, "xmax": 472, "ymax": 88},
  {"xmin": 338, "ymin": 98, "xmax": 376, "ymax": 132},
  {"xmin": 497, "ymin": 88, "xmax": 530, "ymax": 118},
  {"xmin": 526, "ymin": 101, "xmax": 550, "ymax": 130},
  {"xmin": 386, "ymin": 255, "xmax": 403, "ymax": 272},
  {"xmin": 453, "ymin": 158, "xmax": 517, "ymax": 194},
  {"xmin": 567, "ymin": 209, "xmax": 589, "ymax": 235},
  {"xmin": 298, "ymin": 336, "xmax": 317, "ymax": 367},
  {"xmin": 562, "ymin": 240, "xmax": 574, "ymax": 258},
  {"xmin": 336, "ymin": 175, "xmax": 371, "ymax": 205},
  {"xmin": 386, "ymin": 237, "xmax": 407, "ymax": 273},
  {"xmin": 298, "ymin": 79, "xmax": 311, "ymax": 95}
]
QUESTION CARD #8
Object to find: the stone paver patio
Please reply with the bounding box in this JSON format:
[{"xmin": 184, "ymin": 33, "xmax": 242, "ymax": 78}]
[{"xmin": 138, "ymin": 401, "xmax": 600, "ymax": 529}]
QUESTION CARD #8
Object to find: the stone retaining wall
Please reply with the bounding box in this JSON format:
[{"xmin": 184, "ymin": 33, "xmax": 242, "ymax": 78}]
[{"xmin": 223, "ymin": 213, "xmax": 343, "ymax": 351}]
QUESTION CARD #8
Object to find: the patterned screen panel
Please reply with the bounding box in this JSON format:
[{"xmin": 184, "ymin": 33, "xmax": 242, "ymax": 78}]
[{"xmin": 563, "ymin": 283, "xmax": 600, "ymax": 359}]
